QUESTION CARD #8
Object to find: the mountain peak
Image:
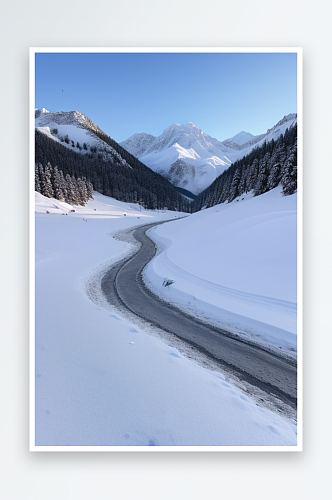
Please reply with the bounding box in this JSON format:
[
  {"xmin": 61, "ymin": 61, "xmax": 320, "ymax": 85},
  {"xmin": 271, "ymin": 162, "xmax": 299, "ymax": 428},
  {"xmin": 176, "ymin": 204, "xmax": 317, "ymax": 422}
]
[
  {"xmin": 120, "ymin": 113, "xmax": 297, "ymax": 195},
  {"xmin": 166, "ymin": 121, "xmax": 199, "ymax": 131},
  {"xmin": 228, "ymin": 130, "xmax": 255, "ymax": 146}
]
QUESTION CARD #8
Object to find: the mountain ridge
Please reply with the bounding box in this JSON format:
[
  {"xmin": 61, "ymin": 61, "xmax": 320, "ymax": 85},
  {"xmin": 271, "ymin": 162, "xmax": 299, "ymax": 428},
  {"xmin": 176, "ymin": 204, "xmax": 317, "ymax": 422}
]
[
  {"xmin": 34, "ymin": 108, "xmax": 190, "ymax": 212},
  {"xmin": 120, "ymin": 113, "xmax": 297, "ymax": 195}
]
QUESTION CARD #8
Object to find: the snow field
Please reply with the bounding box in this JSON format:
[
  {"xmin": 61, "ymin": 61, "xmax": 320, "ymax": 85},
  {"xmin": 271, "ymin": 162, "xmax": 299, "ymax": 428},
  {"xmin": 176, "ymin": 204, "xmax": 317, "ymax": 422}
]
[
  {"xmin": 144, "ymin": 187, "xmax": 297, "ymax": 355},
  {"xmin": 36, "ymin": 124, "xmax": 98, "ymax": 152},
  {"xmin": 34, "ymin": 191, "xmax": 297, "ymax": 448}
]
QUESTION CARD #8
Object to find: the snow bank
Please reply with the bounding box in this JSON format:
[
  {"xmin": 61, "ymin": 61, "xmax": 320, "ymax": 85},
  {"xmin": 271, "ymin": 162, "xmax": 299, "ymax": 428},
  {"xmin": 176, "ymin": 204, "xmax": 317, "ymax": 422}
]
[
  {"xmin": 35, "ymin": 191, "xmax": 76, "ymax": 214},
  {"xmin": 144, "ymin": 187, "xmax": 297, "ymax": 356}
]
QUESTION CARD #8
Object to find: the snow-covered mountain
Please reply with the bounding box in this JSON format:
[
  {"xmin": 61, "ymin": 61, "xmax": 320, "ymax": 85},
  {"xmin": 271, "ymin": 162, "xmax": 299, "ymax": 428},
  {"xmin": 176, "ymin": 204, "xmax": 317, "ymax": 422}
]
[
  {"xmin": 35, "ymin": 108, "xmax": 297, "ymax": 197},
  {"xmin": 221, "ymin": 114, "xmax": 298, "ymax": 152},
  {"xmin": 227, "ymin": 131, "xmax": 255, "ymax": 145},
  {"xmin": 121, "ymin": 122, "xmax": 235, "ymax": 195},
  {"xmin": 119, "ymin": 132, "xmax": 156, "ymax": 158},
  {"xmin": 35, "ymin": 108, "xmax": 131, "ymax": 165},
  {"xmin": 35, "ymin": 108, "xmax": 190, "ymax": 212},
  {"xmin": 120, "ymin": 114, "xmax": 297, "ymax": 195}
]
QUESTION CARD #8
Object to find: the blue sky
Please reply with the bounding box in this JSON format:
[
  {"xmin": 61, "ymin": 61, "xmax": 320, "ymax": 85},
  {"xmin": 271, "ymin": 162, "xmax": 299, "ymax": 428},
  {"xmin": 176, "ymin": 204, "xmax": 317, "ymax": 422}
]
[{"xmin": 35, "ymin": 51, "xmax": 297, "ymax": 143}]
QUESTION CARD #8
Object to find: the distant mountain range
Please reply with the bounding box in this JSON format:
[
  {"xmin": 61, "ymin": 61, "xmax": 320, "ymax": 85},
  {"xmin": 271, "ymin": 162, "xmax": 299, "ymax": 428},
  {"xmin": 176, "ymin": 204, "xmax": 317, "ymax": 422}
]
[
  {"xmin": 34, "ymin": 108, "xmax": 297, "ymax": 210},
  {"xmin": 120, "ymin": 114, "xmax": 297, "ymax": 195}
]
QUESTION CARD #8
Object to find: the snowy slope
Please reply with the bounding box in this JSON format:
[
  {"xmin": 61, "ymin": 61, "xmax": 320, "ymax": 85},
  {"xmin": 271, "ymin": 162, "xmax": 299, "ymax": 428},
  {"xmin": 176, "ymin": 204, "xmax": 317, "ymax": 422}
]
[
  {"xmin": 227, "ymin": 130, "xmax": 255, "ymax": 145},
  {"xmin": 35, "ymin": 108, "xmax": 131, "ymax": 166},
  {"xmin": 121, "ymin": 122, "xmax": 234, "ymax": 195},
  {"xmin": 231, "ymin": 113, "xmax": 298, "ymax": 151},
  {"xmin": 35, "ymin": 108, "xmax": 105, "ymax": 150},
  {"xmin": 34, "ymin": 191, "xmax": 297, "ymax": 448},
  {"xmin": 144, "ymin": 186, "xmax": 297, "ymax": 356},
  {"xmin": 118, "ymin": 132, "xmax": 156, "ymax": 158},
  {"xmin": 35, "ymin": 191, "xmax": 76, "ymax": 214},
  {"xmin": 120, "ymin": 114, "xmax": 297, "ymax": 195}
]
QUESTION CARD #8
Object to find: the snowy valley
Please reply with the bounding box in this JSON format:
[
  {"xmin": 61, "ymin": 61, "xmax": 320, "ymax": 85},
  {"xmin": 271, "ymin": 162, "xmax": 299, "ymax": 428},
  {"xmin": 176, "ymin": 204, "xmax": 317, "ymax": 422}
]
[
  {"xmin": 34, "ymin": 186, "xmax": 298, "ymax": 449},
  {"xmin": 35, "ymin": 108, "xmax": 297, "ymax": 198},
  {"xmin": 33, "ymin": 107, "xmax": 299, "ymax": 449}
]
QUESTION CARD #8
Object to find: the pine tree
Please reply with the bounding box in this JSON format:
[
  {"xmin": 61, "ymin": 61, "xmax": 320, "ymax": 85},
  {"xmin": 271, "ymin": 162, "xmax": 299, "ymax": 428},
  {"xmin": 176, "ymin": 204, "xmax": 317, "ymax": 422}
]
[
  {"xmin": 229, "ymin": 167, "xmax": 241, "ymax": 201},
  {"xmin": 86, "ymin": 179, "xmax": 93, "ymax": 200},
  {"xmin": 77, "ymin": 177, "xmax": 88, "ymax": 205},
  {"xmin": 254, "ymin": 152, "xmax": 270, "ymax": 196},
  {"xmin": 41, "ymin": 162, "xmax": 54, "ymax": 198},
  {"xmin": 237, "ymin": 164, "xmax": 248, "ymax": 196},
  {"xmin": 52, "ymin": 166, "xmax": 65, "ymax": 201},
  {"xmin": 65, "ymin": 174, "xmax": 78, "ymax": 204},
  {"xmin": 281, "ymin": 151, "xmax": 297, "ymax": 195},
  {"xmin": 267, "ymin": 161, "xmax": 282, "ymax": 190},
  {"xmin": 246, "ymin": 158, "xmax": 259, "ymax": 192},
  {"xmin": 35, "ymin": 163, "xmax": 41, "ymax": 193}
]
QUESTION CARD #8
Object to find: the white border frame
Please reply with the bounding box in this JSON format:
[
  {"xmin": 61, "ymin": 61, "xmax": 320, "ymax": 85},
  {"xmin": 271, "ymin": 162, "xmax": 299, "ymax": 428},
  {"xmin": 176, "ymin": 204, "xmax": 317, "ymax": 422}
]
[{"xmin": 29, "ymin": 47, "xmax": 303, "ymax": 452}]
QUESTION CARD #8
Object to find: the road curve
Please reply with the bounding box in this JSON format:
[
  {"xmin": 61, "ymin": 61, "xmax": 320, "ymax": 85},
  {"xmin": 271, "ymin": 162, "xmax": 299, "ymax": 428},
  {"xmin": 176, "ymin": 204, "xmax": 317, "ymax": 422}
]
[{"xmin": 101, "ymin": 221, "xmax": 297, "ymax": 412}]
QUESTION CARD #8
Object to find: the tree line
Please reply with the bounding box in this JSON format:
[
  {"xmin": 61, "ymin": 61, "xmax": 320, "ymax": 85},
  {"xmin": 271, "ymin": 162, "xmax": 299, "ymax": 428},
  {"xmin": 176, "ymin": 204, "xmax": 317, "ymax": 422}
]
[
  {"xmin": 35, "ymin": 129, "xmax": 190, "ymax": 212},
  {"xmin": 192, "ymin": 124, "xmax": 297, "ymax": 212},
  {"xmin": 35, "ymin": 123, "xmax": 297, "ymax": 213}
]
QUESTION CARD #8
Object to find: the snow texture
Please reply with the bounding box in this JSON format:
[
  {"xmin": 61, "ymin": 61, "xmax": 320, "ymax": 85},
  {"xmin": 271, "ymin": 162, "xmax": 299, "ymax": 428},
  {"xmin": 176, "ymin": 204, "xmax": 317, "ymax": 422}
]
[
  {"xmin": 34, "ymin": 190, "xmax": 297, "ymax": 448},
  {"xmin": 227, "ymin": 131, "xmax": 255, "ymax": 145},
  {"xmin": 35, "ymin": 108, "xmax": 125, "ymax": 164},
  {"xmin": 144, "ymin": 187, "xmax": 297, "ymax": 356}
]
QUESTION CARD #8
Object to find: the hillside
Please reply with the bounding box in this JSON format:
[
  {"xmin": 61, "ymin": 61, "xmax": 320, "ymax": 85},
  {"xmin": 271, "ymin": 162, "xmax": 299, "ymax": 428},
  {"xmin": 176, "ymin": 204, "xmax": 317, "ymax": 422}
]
[
  {"xmin": 120, "ymin": 114, "xmax": 297, "ymax": 195},
  {"xmin": 35, "ymin": 109, "xmax": 190, "ymax": 212},
  {"xmin": 193, "ymin": 123, "xmax": 297, "ymax": 211}
]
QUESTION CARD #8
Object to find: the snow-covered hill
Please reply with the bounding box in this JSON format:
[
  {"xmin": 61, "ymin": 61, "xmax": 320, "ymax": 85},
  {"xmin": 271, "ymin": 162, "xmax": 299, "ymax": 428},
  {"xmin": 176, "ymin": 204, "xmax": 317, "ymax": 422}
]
[
  {"xmin": 144, "ymin": 186, "xmax": 297, "ymax": 356},
  {"xmin": 120, "ymin": 114, "xmax": 297, "ymax": 195}
]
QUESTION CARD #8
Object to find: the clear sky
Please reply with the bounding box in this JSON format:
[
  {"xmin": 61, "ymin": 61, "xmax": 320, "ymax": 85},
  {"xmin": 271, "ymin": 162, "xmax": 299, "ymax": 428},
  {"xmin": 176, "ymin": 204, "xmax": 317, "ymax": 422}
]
[{"xmin": 35, "ymin": 51, "xmax": 297, "ymax": 143}]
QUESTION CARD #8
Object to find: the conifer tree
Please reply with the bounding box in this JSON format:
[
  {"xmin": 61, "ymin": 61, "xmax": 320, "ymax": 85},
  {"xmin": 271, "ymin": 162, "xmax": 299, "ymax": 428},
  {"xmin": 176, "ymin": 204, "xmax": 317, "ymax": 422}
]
[
  {"xmin": 77, "ymin": 177, "xmax": 88, "ymax": 205},
  {"xmin": 52, "ymin": 166, "xmax": 65, "ymax": 201},
  {"xmin": 41, "ymin": 162, "xmax": 54, "ymax": 198},
  {"xmin": 254, "ymin": 152, "xmax": 270, "ymax": 196},
  {"xmin": 229, "ymin": 168, "xmax": 241, "ymax": 201},
  {"xmin": 35, "ymin": 163, "xmax": 41, "ymax": 193}
]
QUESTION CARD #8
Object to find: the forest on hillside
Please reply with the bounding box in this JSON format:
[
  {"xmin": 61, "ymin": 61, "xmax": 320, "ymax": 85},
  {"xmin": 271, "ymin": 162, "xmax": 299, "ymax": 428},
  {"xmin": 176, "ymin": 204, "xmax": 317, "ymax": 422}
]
[
  {"xmin": 192, "ymin": 124, "xmax": 297, "ymax": 212},
  {"xmin": 35, "ymin": 130, "xmax": 190, "ymax": 212},
  {"xmin": 35, "ymin": 123, "xmax": 297, "ymax": 213}
]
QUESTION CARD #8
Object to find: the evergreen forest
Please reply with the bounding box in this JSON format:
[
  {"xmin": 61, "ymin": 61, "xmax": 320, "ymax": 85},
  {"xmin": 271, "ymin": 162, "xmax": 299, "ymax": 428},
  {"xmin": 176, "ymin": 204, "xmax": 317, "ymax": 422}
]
[
  {"xmin": 192, "ymin": 124, "xmax": 297, "ymax": 212},
  {"xmin": 35, "ymin": 162, "xmax": 93, "ymax": 206},
  {"xmin": 35, "ymin": 122, "xmax": 297, "ymax": 213},
  {"xmin": 35, "ymin": 130, "xmax": 190, "ymax": 212}
]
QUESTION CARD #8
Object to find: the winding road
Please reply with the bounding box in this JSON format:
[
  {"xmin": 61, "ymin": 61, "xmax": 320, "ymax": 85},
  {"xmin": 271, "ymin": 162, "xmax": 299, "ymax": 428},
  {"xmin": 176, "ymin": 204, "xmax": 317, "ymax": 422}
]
[{"xmin": 101, "ymin": 221, "xmax": 297, "ymax": 414}]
